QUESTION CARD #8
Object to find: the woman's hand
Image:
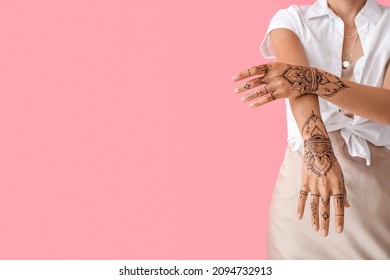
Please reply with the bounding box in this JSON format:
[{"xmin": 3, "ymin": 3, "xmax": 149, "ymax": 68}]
[
  {"xmin": 232, "ymin": 62, "xmax": 349, "ymax": 107},
  {"xmin": 297, "ymin": 112, "xmax": 350, "ymax": 236}
]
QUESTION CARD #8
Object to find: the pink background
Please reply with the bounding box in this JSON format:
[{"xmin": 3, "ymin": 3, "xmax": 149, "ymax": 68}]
[{"xmin": 0, "ymin": 0, "xmax": 388, "ymax": 259}]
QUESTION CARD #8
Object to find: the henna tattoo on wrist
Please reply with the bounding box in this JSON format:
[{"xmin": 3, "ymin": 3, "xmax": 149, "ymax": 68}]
[
  {"xmin": 280, "ymin": 65, "xmax": 349, "ymax": 97},
  {"xmin": 302, "ymin": 111, "xmax": 337, "ymax": 181}
]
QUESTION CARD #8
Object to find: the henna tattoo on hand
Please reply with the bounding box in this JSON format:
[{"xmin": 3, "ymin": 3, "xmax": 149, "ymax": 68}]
[
  {"xmin": 300, "ymin": 190, "xmax": 308, "ymax": 196},
  {"xmin": 257, "ymin": 64, "xmax": 269, "ymax": 74},
  {"xmin": 303, "ymin": 112, "xmax": 337, "ymax": 180},
  {"xmin": 256, "ymin": 77, "xmax": 266, "ymax": 85},
  {"xmin": 321, "ymin": 212, "xmax": 330, "ymax": 221},
  {"xmin": 246, "ymin": 91, "xmax": 261, "ymax": 100},
  {"xmin": 321, "ymin": 196, "xmax": 330, "ymax": 206},
  {"xmin": 244, "ymin": 82, "xmax": 251, "ymax": 89},
  {"xmin": 280, "ymin": 65, "xmax": 349, "ymax": 97},
  {"xmin": 334, "ymin": 194, "xmax": 344, "ymax": 208},
  {"xmin": 311, "ymin": 199, "xmax": 317, "ymax": 218}
]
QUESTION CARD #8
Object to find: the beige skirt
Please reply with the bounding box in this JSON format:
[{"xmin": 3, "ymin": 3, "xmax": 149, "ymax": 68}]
[{"xmin": 267, "ymin": 130, "xmax": 390, "ymax": 259}]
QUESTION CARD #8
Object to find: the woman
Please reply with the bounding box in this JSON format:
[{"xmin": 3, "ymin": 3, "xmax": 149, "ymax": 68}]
[{"xmin": 232, "ymin": 0, "xmax": 390, "ymax": 259}]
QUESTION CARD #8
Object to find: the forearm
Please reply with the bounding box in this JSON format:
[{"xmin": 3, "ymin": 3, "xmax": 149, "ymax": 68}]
[
  {"xmin": 293, "ymin": 66, "xmax": 390, "ymax": 125},
  {"xmin": 316, "ymin": 77, "xmax": 390, "ymax": 125}
]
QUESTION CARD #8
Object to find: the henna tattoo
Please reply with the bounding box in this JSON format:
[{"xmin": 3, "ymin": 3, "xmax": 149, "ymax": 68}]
[
  {"xmin": 256, "ymin": 77, "xmax": 266, "ymax": 84},
  {"xmin": 335, "ymin": 214, "xmax": 344, "ymax": 217},
  {"xmin": 257, "ymin": 64, "xmax": 268, "ymax": 74},
  {"xmin": 270, "ymin": 92, "xmax": 277, "ymax": 100},
  {"xmin": 321, "ymin": 212, "xmax": 330, "ymax": 221},
  {"xmin": 311, "ymin": 199, "xmax": 317, "ymax": 218},
  {"xmin": 300, "ymin": 190, "xmax": 308, "ymax": 196},
  {"xmin": 247, "ymin": 69, "xmax": 251, "ymax": 77},
  {"xmin": 334, "ymin": 194, "xmax": 344, "ymax": 208},
  {"xmin": 302, "ymin": 112, "xmax": 337, "ymax": 179},
  {"xmin": 246, "ymin": 91, "xmax": 261, "ymax": 100},
  {"xmin": 244, "ymin": 82, "xmax": 251, "ymax": 89},
  {"xmin": 321, "ymin": 196, "xmax": 330, "ymax": 206},
  {"xmin": 280, "ymin": 65, "xmax": 349, "ymax": 97}
]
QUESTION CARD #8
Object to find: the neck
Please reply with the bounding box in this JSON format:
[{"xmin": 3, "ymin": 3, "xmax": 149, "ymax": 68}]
[{"xmin": 327, "ymin": 0, "xmax": 367, "ymax": 22}]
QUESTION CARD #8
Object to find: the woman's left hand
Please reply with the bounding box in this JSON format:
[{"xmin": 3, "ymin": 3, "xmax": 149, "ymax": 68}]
[{"xmin": 232, "ymin": 62, "xmax": 345, "ymax": 106}]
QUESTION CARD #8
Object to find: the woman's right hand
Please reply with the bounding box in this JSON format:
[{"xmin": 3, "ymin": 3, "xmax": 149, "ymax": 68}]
[{"xmin": 296, "ymin": 113, "xmax": 350, "ymax": 237}]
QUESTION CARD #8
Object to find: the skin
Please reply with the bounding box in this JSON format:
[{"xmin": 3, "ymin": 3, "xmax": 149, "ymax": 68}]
[{"xmin": 232, "ymin": 0, "xmax": 390, "ymax": 237}]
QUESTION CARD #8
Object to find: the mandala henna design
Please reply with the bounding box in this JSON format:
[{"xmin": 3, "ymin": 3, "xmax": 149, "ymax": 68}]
[
  {"xmin": 244, "ymin": 82, "xmax": 251, "ymax": 89},
  {"xmin": 280, "ymin": 65, "xmax": 349, "ymax": 97},
  {"xmin": 303, "ymin": 112, "xmax": 337, "ymax": 179}
]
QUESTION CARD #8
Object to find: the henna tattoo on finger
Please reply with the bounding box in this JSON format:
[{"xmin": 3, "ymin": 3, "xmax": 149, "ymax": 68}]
[
  {"xmin": 270, "ymin": 92, "xmax": 277, "ymax": 100},
  {"xmin": 300, "ymin": 190, "xmax": 308, "ymax": 196},
  {"xmin": 311, "ymin": 199, "xmax": 317, "ymax": 218},
  {"xmin": 279, "ymin": 65, "xmax": 349, "ymax": 97},
  {"xmin": 334, "ymin": 194, "xmax": 344, "ymax": 208},
  {"xmin": 321, "ymin": 212, "xmax": 330, "ymax": 222},
  {"xmin": 244, "ymin": 82, "xmax": 251, "ymax": 89},
  {"xmin": 246, "ymin": 91, "xmax": 261, "ymax": 100},
  {"xmin": 256, "ymin": 64, "xmax": 268, "ymax": 74},
  {"xmin": 256, "ymin": 77, "xmax": 266, "ymax": 85},
  {"xmin": 321, "ymin": 196, "xmax": 330, "ymax": 206},
  {"xmin": 335, "ymin": 213, "xmax": 344, "ymax": 217}
]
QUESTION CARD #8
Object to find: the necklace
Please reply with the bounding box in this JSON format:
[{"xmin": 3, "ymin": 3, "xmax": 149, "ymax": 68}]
[
  {"xmin": 342, "ymin": 32, "xmax": 359, "ymax": 69},
  {"xmin": 344, "ymin": 29, "xmax": 357, "ymax": 39}
]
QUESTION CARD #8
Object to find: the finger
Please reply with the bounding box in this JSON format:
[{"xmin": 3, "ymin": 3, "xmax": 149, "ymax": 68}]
[
  {"xmin": 297, "ymin": 186, "xmax": 309, "ymax": 220},
  {"xmin": 240, "ymin": 85, "xmax": 270, "ymax": 102},
  {"xmin": 320, "ymin": 194, "xmax": 331, "ymax": 237},
  {"xmin": 248, "ymin": 92, "xmax": 277, "ymax": 107},
  {"xmin": 333, "ymin": 193, "xmax": 345, "ymax": 234},
  {"xmin": 310, "ymin": 193, "xmax": 320, "ymax": 231},
  {"xmin": 234, "ymin": 76, "xmax": 267, "ymax": 94},
  {"xmin": 232, "ymin": 64, "xmax": 270, "ymax": 81}
]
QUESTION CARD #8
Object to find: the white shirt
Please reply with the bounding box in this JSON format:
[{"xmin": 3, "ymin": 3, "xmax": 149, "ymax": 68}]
[{"xmin": 260, "ymin": 0, "xmax": 390, "ymax": 166}]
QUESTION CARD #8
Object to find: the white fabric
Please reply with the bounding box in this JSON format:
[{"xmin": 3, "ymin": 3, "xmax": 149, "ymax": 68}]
[{"xmin": 259, "ymin": 0, "xmax": 390, "ymax": 166}]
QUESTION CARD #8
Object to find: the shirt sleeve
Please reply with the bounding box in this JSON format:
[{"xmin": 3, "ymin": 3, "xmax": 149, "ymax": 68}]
[{"xmin": 260, "ymin": 5, "xmax": 301, "ymax": 59}]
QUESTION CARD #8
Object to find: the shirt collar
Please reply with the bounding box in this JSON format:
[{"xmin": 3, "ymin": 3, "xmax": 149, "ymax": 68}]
[{"xmin": 307, "ymin": 0, "xmax": 383, "ymax": 24}]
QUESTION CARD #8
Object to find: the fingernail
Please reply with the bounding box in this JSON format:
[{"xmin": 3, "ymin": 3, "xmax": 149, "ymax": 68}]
[
  {"xmin": 232, "ymin": 76, "xmax": 237, "ymax": 81},
  {"xmin": 240, "ymin": 96, "xmax": 246, "ymax": 101},
  {"xmin": 312, "ymin": 224, "xmax": 318, "ymax": 231},
  {"xmin": 337, "ymin": 226, "xmax": 342, "ymax": 233},
  {"xmin": 234, "ymin": 88, "xmax": 239, "ymax": 93},
  {"xmin": 297, "ymin": 213, "xmax": 302, "ymax": 220},
  {"xmin": 249, "ymin": 103, "xmax": 256, "ymax": 107},
  {"xmin": 322, "ymin": 229, "xmax": 327, "ymax": 237}
]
